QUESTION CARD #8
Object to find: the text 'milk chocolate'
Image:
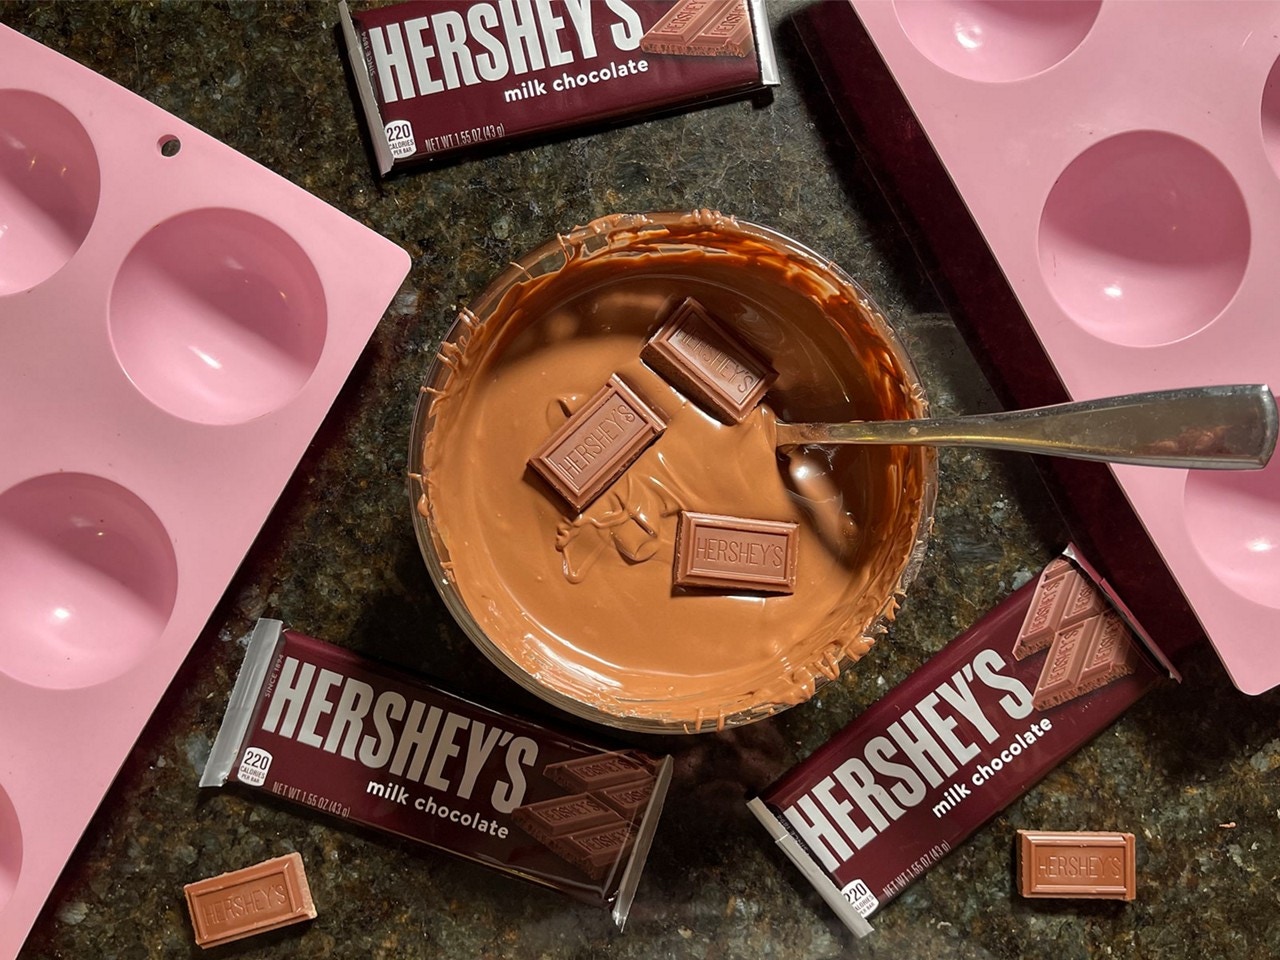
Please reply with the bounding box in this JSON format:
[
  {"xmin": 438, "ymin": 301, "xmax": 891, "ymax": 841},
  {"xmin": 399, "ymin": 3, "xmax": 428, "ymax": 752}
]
[
  {"xmin": 674, "ymin": 511, "xmax": 798, "ymax": 593},
  {"xmin": 1018, "ymin": 830, "xmax": 1136, "ymax": 900},
  {"xmin": 642, "ymin": 297, "xmax": 777, "ymax": 424},
  {"xmin": 529, "ymin": 374, "xmax": 666, "ymax": 513}
]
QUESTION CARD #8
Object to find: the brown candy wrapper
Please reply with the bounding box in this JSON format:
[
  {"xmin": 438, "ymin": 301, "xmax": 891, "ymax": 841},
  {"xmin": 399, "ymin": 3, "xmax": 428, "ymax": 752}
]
[
  {"xmin": 338, "ymin": 0, "xmax": 779, "ymax": 174},
  {"xmin": 749, "ymin": 545, "xmax": 1174, "ymax": 936},
  {"xmin": 201, "ymin": 620, "xmax": 671, "ymax": 928}
]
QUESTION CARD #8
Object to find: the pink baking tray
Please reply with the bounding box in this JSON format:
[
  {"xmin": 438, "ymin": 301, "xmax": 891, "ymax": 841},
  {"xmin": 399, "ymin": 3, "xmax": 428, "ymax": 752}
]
[
  {"xmin": 0, "ymin": 24, "xmax": 410, "ymax": 957},
  {"xmin": 848, "ymin": 0, "xmax": 1280, "ymax": 694}
]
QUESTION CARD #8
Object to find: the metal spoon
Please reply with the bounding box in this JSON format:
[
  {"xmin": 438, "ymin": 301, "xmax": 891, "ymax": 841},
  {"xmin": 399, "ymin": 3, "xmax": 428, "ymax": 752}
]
[{"xmin": 774, "ymin": 384, "xmax": 1277, "ymax": 470}]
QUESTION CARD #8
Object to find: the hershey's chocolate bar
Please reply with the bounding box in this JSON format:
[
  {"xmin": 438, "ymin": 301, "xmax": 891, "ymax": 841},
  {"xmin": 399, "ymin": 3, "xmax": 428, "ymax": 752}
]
[
  {"xmin": 201, "ymin": 620, "xmax": 672, "ymax": 928},
  {"xmin": 641, "ymin": 297, "xmax": 777, "ymax": 424},
  {"xmin": 512, "ymin": 756, "xmax": 655, "ymax": 882},
  {"xmin": 1018, "ymin": 830, "xmax": 1136, "ymax": 900},
  {"xmin": 512, "ymin": 793, "xmax": 618, "ymax": 844},
  {"xmin": 548, "ymin": 821, "xmax": 637, "ymax": 881},
  {"xmin": 688, "ymin": 2, "xmax": 753, "ymax": 57},
  {"xmin": 749, "ymin": 546, "xmax": 1170, "ymax": 936},
  {"xmin": 184, "ymin": 852, "xmax": 316, "ymax": 949},
  {"xmin": 529, "ymin": 374, "xmax": 667, "ymax": 513},
  {"xmin": 339, "ymin": 0, "xmax": 779, "ymax": 174},
  {"xmin": 1033, "ymin": 611, "xmax": 1138, "ymax": 710},
  {"xmin": 596, "ymin": 779, "xmax": 655, "ymax": 819},
  {"xmin": 1016, "ymin": 554, "xmax": 1141, "ymax": 711},
  {"xmin": 545, "ymin": 752, "xmax": 655, "ymax": 792},
  {"xmin": 640, "ymin": 0, "xmax": 750, "ymax": 57},
  {"xmin": 1013, "ymin": 557, "xmax": 1104, "ymax": 660},
  {"xmin": 673, "ymin": 511, "xmax": 797, "ymax": 593}
]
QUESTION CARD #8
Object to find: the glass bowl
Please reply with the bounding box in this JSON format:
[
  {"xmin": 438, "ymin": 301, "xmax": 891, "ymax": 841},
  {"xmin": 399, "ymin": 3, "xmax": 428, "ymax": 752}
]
[{"xmin": 409, "ymin": 211, "xmax": 936, "ymax": 734}]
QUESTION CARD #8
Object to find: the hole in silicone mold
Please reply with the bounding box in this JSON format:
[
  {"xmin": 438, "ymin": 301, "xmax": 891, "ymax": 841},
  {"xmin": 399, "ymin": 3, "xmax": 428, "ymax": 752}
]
[
  {"xmin": 1184, "ymin": 465, "xmax": 1280, "ymax": 610},
  {"xmin": 0, "ymin": 786, "xmax": 20, "ymax": 914},
  {"xmin": 109, "ymin": 208, "xmax": 327, "ymax": 425},
  {"xmin": 894, "ymin": 0, "xmax": 1100, "ymax": 82},
  {"xmin": 0, "ymin": 473, "xmax": 178, "ymax": 689},
  {"xmin": 158, "ymin": 135, "xmax": 181, "ymax": 157},
  {"xmin": 1263, "ymin": 56, "xmax": 1280, "ymax": 179},
  {"xmin": 1038, "ymin": 132, "xmax": 1249, "ymax": 346},
  {"xmin": 0, "ymin": 89, "xmax": 102, "ymax": 295}
]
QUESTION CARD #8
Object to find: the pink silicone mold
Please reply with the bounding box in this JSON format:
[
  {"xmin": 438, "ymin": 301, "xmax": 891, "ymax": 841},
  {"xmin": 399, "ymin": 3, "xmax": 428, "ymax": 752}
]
[
  {"xmin": 895, "ymin": 0, "xmax": 1101, "ymax": 83},
  {"xmin": 0, "ymin": 473, "xmax": 178, "ymax": 690},
  {"xmin": 0, "ymin": 789, "xmax": 18, "ymax": 917},
  {"xmin": 0, "ymin": 89, "xmax": 101, "ymax": 295},
  {"xmin": 852, "ymin": 0, "xmax": 1280, "ymax": 692},
  {"xmin": 0, "ymin": 25, "xmax": 410, "ymax": 958},
  {"xmin": 109, "ymin": 208, "xmax": 329, "ymax": 424},
  {"xmin": 1037, "ymin": 131, "xmax": 1250, "ymax": 346}
]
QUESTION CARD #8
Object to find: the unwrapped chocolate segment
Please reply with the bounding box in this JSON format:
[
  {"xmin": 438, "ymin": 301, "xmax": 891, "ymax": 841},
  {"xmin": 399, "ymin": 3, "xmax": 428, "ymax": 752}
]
[
  {"xmin": 529, "ymin": 375, "xmax": 666, "ymax": 513},
  {"xmin": 184, "ymin": 852, "xmax": 316, "ymax": 949},
  {"xmin": 642, "ymin": 297, "xmax": 777, "ymax": 424},
  {"xmin": 596, "ymin": 779, "xmax": 656, "ymax": 819},
  {"xmin": 674, "ymin": 511, "xmax": 798, "ymax": 593},
  {"xmin": 1018, "ymin": 830, "xmax": 1136, "ymax": 900}
]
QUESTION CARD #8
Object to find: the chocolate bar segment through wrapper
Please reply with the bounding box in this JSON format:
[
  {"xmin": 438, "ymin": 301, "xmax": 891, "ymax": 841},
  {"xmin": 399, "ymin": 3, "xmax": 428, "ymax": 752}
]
[
  {"xmin": 1012, "ymin": 557, "xmax": 1104, "ymax": 660},
  {"xmin": 640, "ymin": 0, "xmax": 754, "ymax": 59},
  {"xmin": 544, "ymin": 752, "xmax": 656, "ymax": 793},
  {"xmin": 1018, "ymin": 554, "xmax": 1142, "ymax": 711},
  {"xmin": 514, "ymin": 752, "xmax": 657, "ymax": 882},
  {"xmin": 511, "ymin": 793, "xmax": 618, "ymax": 845},
  {"xmin": 201, "ymin": 620, "xmax": 672, "ymax": 928},
  {"xmin": 547, "ymin": 821, "xmax": 637, "ymax": 882},
  {"xmin": 750, "ymin": 546, "xmax": 1171, "ymax": 936},
  {"xmin": 597, "ymin": 779, "xmax": 655, "ymax": 819},
  {"xmin": 1034, "ymin": 611, "xmax": 1139, "ymax": 710}
]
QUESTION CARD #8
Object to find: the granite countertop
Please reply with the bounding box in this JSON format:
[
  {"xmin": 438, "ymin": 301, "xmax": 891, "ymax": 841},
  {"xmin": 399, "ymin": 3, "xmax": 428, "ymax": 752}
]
[{"xmin": 4, "ymin": 2, "xmax": 1279, "ymax": 958}]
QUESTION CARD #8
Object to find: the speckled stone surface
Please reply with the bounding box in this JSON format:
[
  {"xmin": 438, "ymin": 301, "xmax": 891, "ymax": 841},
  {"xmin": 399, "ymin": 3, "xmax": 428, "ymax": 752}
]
[{"xmin": 3, "ymin": 2, "xmax": 1279, "ymax": 958}]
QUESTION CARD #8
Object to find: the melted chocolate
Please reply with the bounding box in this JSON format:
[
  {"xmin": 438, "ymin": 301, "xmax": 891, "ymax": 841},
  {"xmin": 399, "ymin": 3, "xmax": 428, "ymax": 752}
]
[{"xmin": 417, "ymin": 213, "xmax": 934, "ymax": 730}]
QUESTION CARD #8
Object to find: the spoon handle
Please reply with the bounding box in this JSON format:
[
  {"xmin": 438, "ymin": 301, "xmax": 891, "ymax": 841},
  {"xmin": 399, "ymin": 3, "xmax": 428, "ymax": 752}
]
[{"xmin": 776, "ymin": 385, "xmax": 1278, "ymax": 469}]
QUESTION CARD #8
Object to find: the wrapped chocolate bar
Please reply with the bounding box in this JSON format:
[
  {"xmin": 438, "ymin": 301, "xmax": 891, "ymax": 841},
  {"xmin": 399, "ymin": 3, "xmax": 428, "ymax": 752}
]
[
  {"xmin": 338, "ymin": 0, "xmax": 779, "ymax": 174},
  {"xmin": 748, "ymin": 546, "xmax": 1174, "ymax": 937},
  {"xmin": 201, "ymin": 620, "xmax": 671, "ymax": 927}
]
